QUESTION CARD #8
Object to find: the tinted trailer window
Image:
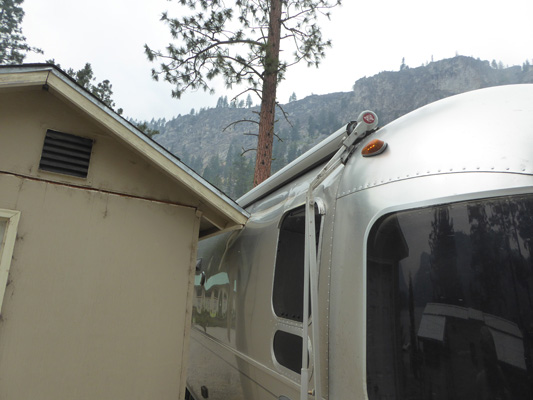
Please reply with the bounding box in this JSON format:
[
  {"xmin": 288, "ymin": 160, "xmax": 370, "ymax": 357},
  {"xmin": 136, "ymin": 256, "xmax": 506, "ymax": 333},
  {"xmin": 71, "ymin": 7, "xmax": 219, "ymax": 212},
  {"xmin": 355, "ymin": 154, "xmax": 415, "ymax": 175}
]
[{"xmin": 367, "ymin": 195, "xmax": 533, "ymax": 400}]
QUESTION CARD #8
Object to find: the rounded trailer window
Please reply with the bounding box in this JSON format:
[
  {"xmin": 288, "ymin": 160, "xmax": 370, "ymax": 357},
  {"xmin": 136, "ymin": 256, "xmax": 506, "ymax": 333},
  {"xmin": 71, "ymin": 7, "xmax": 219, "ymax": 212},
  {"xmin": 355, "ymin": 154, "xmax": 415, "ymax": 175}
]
[{"xmin": 366, "ymin": 194, "xmax": 533, "ymax": 400}]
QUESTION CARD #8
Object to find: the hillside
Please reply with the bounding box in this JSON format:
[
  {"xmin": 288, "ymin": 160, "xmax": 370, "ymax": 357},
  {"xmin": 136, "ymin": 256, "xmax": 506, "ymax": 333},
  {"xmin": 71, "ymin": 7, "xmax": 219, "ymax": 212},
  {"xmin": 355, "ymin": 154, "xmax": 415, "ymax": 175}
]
[{"xmin": 152, "ymin": 56, "xmax": 533, "ymax": 199}]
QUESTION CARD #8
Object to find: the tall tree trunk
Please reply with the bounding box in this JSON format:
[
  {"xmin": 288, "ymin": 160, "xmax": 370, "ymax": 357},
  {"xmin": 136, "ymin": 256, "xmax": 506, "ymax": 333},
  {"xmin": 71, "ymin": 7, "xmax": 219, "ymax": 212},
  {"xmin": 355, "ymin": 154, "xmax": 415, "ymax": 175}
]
[{"xmin": 254, "ymin": 0, "xmax": 282, "ymax": 187}]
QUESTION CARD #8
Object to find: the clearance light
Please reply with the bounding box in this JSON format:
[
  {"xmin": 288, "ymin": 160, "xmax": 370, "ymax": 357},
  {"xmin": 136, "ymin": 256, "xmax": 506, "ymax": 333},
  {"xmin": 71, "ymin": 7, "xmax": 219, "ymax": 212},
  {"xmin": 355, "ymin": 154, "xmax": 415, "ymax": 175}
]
[{"xmin": 362, "ymin": 139, "xmax": 387, "ymax": 157}]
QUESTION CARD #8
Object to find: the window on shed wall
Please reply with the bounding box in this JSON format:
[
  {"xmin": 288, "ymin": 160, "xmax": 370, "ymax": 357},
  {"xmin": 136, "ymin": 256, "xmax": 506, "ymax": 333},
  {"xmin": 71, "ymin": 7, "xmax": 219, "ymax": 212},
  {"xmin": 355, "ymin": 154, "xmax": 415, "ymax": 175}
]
[{"xmin": 0, "ymin": 209, "xmax": 21, "ymax": 314}]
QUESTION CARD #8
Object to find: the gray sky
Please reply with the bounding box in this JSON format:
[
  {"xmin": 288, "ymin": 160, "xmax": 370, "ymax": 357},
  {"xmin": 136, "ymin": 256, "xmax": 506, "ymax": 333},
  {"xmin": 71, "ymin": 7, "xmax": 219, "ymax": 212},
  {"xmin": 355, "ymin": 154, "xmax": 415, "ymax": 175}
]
[{"xmin": 22, "ymin": 0, "xmax": 533, "ymax": 122}]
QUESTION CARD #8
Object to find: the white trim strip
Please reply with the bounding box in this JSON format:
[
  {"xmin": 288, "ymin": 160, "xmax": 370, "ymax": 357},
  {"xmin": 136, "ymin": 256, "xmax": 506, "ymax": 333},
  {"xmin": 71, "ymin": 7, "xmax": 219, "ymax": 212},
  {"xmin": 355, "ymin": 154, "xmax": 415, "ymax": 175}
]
[{"xmin": 0, "ymin": 209, "xmax": 21, "ymax": 314}]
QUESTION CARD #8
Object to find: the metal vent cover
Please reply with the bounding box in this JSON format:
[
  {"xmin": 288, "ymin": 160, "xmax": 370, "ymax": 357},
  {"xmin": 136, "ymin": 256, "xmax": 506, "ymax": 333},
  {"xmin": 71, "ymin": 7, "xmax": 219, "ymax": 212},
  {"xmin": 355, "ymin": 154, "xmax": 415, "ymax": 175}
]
[{"xmin": 39, "ymin": 130, "xmax": 93, "ymax": 178}]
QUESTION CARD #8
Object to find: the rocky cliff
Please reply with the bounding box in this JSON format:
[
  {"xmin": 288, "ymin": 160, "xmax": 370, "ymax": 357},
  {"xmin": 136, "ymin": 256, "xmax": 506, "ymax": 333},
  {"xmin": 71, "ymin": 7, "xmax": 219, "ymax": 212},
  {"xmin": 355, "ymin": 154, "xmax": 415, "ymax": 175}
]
[{"xmin": 152, "ymin": 56, "xmax": 533, "ymax": 199}]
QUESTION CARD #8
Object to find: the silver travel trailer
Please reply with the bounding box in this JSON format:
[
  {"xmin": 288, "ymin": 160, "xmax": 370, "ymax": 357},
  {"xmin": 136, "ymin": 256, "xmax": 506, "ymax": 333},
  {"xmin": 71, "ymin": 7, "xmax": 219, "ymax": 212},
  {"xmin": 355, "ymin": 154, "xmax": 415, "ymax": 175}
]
[{"xmin": 186, "ymin": 84, "xmax": 533, "ymax": 400}]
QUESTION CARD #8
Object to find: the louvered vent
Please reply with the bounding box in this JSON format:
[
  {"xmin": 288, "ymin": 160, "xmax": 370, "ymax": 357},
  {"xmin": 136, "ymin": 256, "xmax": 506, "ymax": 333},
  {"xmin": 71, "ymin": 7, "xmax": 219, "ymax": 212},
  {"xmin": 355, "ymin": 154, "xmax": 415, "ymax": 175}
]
[{"xmin": 39, "ymin": 130, "xmax": 93, "ymax": 178}]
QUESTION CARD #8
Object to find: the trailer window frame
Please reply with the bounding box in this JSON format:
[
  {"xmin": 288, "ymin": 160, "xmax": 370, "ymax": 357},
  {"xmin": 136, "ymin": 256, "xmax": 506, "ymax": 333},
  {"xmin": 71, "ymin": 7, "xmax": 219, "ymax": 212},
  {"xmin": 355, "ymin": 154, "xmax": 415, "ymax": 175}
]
[
  {"xmin": 271, "ymin": 203, "xmax": 323, "ymax": 375},
  {"xmin": 365, "ymin": 194, "xmax": 533, "ymax": 400},
  {"xmin": 272, "ymin": 204, "xmax": 323, "ymax": 322}
]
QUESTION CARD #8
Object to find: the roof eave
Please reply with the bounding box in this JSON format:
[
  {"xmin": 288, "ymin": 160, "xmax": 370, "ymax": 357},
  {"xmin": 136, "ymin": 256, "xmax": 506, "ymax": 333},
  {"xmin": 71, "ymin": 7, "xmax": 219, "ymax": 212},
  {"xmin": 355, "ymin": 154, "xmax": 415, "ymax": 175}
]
[{"xmin": 0, "ymin": 65, "xmax": 249, "ymax": 235}]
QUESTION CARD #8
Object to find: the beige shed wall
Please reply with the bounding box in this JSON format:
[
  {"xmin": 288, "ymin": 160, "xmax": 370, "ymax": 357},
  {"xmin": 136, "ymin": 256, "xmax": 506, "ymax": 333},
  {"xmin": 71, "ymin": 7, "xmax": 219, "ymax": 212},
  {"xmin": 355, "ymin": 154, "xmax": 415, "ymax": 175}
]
[
  {"xmin": 0, "ymin": 173, "xmax": 198, "ymax": 399},
  {"xmin": 0, "ymin": 88, "xmax": 200, "ymax": 207}
]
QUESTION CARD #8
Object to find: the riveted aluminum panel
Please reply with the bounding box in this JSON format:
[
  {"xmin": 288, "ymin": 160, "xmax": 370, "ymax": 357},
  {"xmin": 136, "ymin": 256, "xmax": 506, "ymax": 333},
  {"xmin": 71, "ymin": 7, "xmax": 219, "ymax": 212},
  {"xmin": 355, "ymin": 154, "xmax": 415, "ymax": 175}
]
[{"xmin": 338, "ymin": 84, "xmax": 533, "ymax": 198}]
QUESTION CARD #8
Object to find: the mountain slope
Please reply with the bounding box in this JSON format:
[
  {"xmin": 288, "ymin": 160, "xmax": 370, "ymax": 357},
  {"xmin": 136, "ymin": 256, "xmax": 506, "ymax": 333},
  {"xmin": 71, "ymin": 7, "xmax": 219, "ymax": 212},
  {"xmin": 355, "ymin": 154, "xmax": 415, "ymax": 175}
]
[{"xmin": 153, "ymin": 56, "xmax": 533, "ymax": 199}]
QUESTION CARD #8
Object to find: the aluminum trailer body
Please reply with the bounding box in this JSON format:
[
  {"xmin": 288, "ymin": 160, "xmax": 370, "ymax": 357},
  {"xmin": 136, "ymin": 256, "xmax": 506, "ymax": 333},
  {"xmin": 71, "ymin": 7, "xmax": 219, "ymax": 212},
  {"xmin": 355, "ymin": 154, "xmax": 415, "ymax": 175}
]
[{"xmin": 187, "ymin": 85, "xmax": 533, "ymax": 400}]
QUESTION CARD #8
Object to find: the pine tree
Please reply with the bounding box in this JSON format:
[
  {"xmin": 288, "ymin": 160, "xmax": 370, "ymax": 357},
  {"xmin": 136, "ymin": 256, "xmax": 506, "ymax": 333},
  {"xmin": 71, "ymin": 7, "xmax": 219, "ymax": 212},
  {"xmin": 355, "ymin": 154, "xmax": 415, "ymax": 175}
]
[
  {"xmin": 400, "ymin": 57, "xmax": 408, "ymax": 71},
  {"xmin": 232, "ymin": 155, "xmax": 253, "ymax": 198},
  {"xmin": 0, "ymin": 0, "xmax": 42, "ymax": 64},
  {"xmin": 135, "ymin": 122, "xmax": 160, "ymax": 138},
  {"xmin": 271, "ymin": 133, "xmax": 286, "ymax": 174},
  {"xmin": 203, "ymin": 154, "xmax": 223, "ymax": 188},
  {"xmin": 246, "ymin": 93, "xmax": 253, "ymax": 108},
  {"xmin": 46, "ymin": 60, "xmax": 118, "ymax": 111},
  {"xmin": 287, "ymin": 142, "xmax": 300, "ymax": 163},
  {"xmin": 145, "ymin": 0, "xmax": 341, "ymax": 186}
]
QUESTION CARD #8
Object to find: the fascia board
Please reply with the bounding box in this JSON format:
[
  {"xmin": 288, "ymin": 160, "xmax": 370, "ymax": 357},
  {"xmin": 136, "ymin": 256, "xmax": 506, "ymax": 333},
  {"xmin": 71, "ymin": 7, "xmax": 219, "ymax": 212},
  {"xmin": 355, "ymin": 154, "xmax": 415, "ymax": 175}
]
[
  {"xmin": 0, "ymin": 66, "xmax": 248, "ymax": 230},
  {"xmin": 0, "ymin": 70, "xmax": 48, "ymax": 90}
]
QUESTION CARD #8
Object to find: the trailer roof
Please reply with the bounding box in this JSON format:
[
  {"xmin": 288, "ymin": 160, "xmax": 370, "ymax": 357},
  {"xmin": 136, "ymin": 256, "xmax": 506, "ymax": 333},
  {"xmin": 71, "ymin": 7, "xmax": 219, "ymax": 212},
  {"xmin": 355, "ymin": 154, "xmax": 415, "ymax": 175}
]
[
  {"xmin": 238, "ymin": 84, "xmax": 533, "ymax": 209},
  {"xmin": 237, "ymin": 123, "xmax": 351, "ymax": 208}
]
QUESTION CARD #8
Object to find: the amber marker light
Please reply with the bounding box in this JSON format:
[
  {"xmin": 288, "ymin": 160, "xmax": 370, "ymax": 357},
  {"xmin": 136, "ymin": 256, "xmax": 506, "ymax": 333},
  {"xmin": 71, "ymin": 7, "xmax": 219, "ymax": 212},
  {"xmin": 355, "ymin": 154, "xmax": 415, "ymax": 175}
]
[{"xmin": 362, "ymin": 139, "xmax": 387, "ymax": 157}]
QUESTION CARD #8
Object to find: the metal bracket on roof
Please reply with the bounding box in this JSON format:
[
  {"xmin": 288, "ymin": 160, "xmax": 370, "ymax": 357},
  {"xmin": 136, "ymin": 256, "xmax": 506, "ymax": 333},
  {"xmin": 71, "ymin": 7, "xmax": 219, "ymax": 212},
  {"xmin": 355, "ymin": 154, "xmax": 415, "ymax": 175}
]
[
  {"xmin": 340, "ymin": 110, "xmax": 379, "ymax": 164},
  {"xmin": 300, "ymin": 110, "xmax": 378, "ymax": 400}
]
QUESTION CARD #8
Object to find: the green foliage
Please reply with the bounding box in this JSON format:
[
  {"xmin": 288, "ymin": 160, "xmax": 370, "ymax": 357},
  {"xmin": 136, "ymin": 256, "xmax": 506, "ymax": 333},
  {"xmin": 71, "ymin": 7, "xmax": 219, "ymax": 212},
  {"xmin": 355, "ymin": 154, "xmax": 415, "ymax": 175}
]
[
  {"xmin": 271, "ymin": 133, "xmax": 286, "ymax": 174},
  {"xmin": 223, "ymin": 141, "xmax": 254, "ymax": 198},
  {"xmin": 289, "ymin": 118, "xmax": 301, "ymax": 140},
  {"xmin": 400, "ymin": 57, "xmax": 408, "ymax": 71},
  {"xmin": 200, "ymin": 144, "xmax": 254, "ymax": 198},
  {"xmin": 0, "ymin": 0, "xmax": 42, "ymax": 64},
  {"xmin": 216, "ymin": 95, "xmax": 229, "ymax": 108},
  {"xmin": 245, "ymin": 93, "xmax": 253, "ymax": 108},
  {"xmin": 129, "ymin": 118, "xmax": 166, "ymax": 139},
  {"xmin": 490, "ymin": 59, "xmax": 506, "ymax": 70},
  {"xmin": 146, "ymin": 0, "xmax": 340, "ymax": 184},
  {"xmin": 305, "ymin": 110, "xmax": 338, "ymax": 139},
  {"xmin": 145, "ymin": 0, "xmax": 341, "ymax": 102},
  {"xmin": 307, "ymin": 115, "xmax": 318, "ymax": 138},
  {"xmin": 203, "ymin": 154, "xmax": 223, "ymax": 187},
  {"xmin": 135, "ymin": 122, "xmax": 160, "ymax": 138},
  {"xmin": 286, "ymin": 142, "xmax": 301, "ymax": 164},
  {"xmin": 145, "ymin": 0, "xmax": 340, "ymax": 185},
  {"xmin": 289, "ymin": 92, "xmax": 297, "ymax": 102},
  {"xmin": 47, "ymin": 60, "xmax": 119, "ymax": 111}
]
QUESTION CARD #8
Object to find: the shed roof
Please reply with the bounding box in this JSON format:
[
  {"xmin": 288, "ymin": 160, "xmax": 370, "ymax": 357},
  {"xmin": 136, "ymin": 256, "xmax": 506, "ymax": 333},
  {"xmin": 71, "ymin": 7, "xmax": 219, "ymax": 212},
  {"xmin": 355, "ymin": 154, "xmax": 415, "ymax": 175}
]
[{"xmin": 0, "ymin": 64, "xmax": 248, "ymax": 237}]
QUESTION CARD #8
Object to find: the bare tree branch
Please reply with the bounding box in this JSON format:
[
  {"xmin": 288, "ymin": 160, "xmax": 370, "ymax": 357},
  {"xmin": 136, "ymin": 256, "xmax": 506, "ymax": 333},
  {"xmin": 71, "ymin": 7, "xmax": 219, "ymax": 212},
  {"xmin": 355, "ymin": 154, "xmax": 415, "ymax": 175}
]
[
  {"xmin": 241, "ymin": 147, "xmax": 257, "ymax": 156},
  {"xmin": 276, "ymin": 102, "xmax": 293, "ymax": 128},
  {"xmin": 223, "ymin": 119, "xmax": 260, "ymax": 131}
]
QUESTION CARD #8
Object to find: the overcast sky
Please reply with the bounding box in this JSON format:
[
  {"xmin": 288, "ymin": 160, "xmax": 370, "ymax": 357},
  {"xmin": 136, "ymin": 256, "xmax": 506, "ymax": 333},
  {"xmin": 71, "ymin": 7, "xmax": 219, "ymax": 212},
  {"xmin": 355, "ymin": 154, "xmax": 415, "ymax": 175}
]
[{"xmin": 21, "ymin": 0, "xmax": 533, "ymax": 122}]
